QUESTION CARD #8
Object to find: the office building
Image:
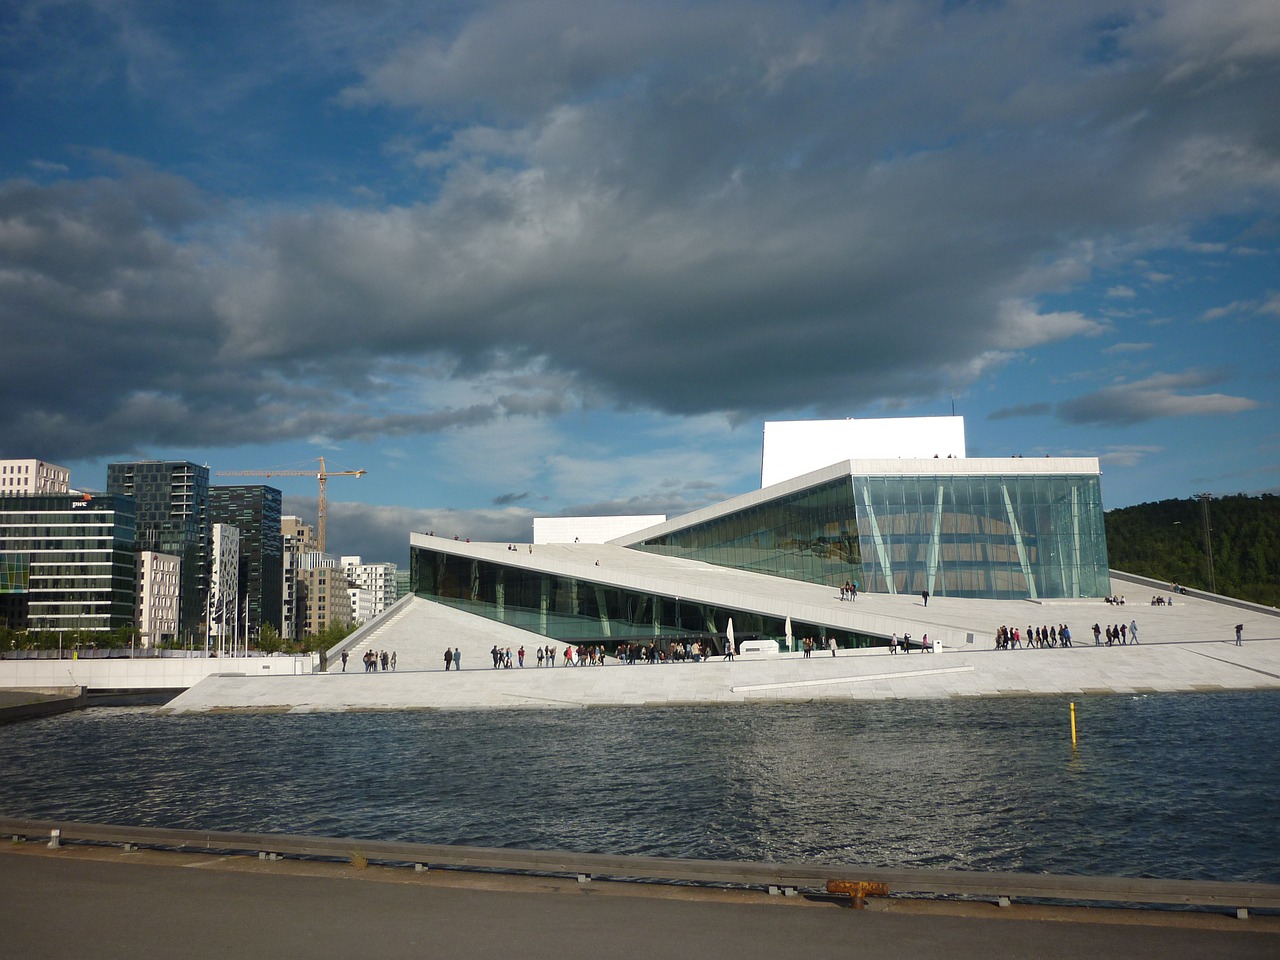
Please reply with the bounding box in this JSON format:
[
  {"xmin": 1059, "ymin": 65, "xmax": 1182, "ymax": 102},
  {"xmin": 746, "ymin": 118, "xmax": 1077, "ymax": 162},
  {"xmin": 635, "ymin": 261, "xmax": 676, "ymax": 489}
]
[
  {"xmin": 209, "ymin": 523, "xmax": 240, "ymax": 650},
  {"xmin": 107, "ymin": 461, "xmax": 210, "ymax": 641},
  {"xmin": 0, "ymin": 459, "xmax": 71, "ymax": 495},
  {"xmin": 209, "ymin": 484, "xmax": 283, "ymax": 637},
  {"xmin": 0, "ymin": 493, "xmax": 137, "ymax": 633},
  {"xmin": 136, "ymin": 551, "xmax": 181, "ymax": 647}
]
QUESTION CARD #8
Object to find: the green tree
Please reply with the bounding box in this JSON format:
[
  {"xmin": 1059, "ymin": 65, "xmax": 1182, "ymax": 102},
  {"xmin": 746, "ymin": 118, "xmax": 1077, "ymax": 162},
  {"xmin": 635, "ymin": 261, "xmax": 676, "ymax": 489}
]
[
  {"xmin": 1105, "ymin": 494, "xmax": 1280, "ymax": 605},
  {"xmin": 256, "ymin": 622, "xmax": 283, "ymax": 654}
]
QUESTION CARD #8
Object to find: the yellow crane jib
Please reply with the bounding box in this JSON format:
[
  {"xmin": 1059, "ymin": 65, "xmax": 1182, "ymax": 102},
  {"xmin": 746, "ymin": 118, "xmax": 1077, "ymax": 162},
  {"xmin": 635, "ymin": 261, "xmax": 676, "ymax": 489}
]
[{"xmin": 215, "ymin": 456, "xmax": 365, "ymax": 552}]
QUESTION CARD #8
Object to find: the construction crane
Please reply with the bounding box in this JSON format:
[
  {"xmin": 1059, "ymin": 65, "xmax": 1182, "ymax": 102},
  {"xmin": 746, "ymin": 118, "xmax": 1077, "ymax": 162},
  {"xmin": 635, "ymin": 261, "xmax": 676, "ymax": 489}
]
[{"xmin": 217, "ymin": 456, "xmax": 366, "ymax": 553}]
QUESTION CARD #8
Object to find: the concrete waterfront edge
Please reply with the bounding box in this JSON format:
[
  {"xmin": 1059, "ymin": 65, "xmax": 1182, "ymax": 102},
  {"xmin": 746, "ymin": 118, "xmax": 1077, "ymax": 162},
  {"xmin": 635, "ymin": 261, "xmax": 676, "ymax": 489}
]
[
  {"xmin": 3, "ymin": 817, "xmax": 1277, "ymax": 916},
  {"xmin": 0, "ymin": 688, "xmax": 86, "ymax": 725}
]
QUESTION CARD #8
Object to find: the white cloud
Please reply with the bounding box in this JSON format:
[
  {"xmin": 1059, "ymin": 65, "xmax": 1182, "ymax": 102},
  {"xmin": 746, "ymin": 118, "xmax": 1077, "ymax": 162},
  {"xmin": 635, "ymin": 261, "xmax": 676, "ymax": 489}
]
[
  {"xmin": 994, "ymin": 300, "xmax": 1108, "ymax": 350},
  {"xmin": 1099, "ymin": 445, "xmax": 1164, "ymax": 468}
]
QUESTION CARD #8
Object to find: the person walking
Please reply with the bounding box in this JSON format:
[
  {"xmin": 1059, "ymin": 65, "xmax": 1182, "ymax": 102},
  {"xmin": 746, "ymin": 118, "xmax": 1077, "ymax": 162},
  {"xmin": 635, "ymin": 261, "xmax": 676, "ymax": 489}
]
[
  {"xmin": 445, "ymin": 647, "xmax": 453, "ymax": 671},
  {"xmin": 830, "ymin": 636, "xmax": 838, "ymax": 657},
  {"xmin": 1129, "ymin": 620, "xmax": 1138, "ymax": 644},
  {"xmin": 340, "ymin": 650, "xmax": 348, "ymax": 672},
  {"xmin": 1235, "ymin": 623, "xmax": 1244, "ymax": 646},
  {"xmin": 390, "ymin": 651, "xmax": 397, "ymax": 671},
  {"xmin": 453, "ymin": 647, "xmax": 461, "ymax": 669},
  {"xmin": 922, "ymin": 589, "xmax": 929, "ymax": 607}
]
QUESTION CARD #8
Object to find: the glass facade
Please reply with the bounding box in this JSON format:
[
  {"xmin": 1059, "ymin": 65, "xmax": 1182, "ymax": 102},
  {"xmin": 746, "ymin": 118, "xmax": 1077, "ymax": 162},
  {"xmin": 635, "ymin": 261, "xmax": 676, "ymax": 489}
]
[
  {"xmin": 209, "ymin": 484, "xmax": 284, "ymax": 635},
  {"xmin": 108, "ymin": 461, "xmax": 210, "ymax": 638},
  {"xmin": 634, "ymin": 471, "xmax": 1108, "ymax": 600},
  {"xmin": 634, "ymin": 477, "xmax": 861, "ymax": 586},
  {"xmin": 411, "ymin": 547, "xmax": 878, "ymax": 651},
  {"xmin": 0, "ymin": 494, "xmax": 137, "ymax": 632}
]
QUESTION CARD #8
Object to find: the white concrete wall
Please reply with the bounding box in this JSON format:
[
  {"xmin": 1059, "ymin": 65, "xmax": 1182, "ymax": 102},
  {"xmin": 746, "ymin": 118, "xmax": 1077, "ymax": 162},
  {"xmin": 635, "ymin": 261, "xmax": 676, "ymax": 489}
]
[
  {"xmin": 0, "ymin": 654, "xmax": 317, "ymax": 691},
  {"xmin": 762, "ymin": 417, "xmax": 967, "ymax": 487},
  {"xmin": 534, "ymin": 515, "xmax": 667, "ymax": 544}
]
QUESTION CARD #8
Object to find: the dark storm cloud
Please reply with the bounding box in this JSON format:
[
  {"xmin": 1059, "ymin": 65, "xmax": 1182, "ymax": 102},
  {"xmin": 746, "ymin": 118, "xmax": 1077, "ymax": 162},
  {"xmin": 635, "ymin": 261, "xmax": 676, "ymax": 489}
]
[
  {"xmin": 3, "ymin": 1, "xmax": 1278, "ymax": 459},
  {"xmin": 1057, "ymin": 370, "xmax": 1261, "ymax": 426},
  {"xmin": 491, "ymin": 491, "xmax": 532, "ymax": 506}
]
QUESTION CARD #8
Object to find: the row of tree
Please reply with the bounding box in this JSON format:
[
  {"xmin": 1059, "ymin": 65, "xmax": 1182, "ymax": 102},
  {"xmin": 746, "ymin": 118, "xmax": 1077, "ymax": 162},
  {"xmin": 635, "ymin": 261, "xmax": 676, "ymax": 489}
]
[
  {"xmin": 0, "ymin": 621, "xmax": 356, "ymax": 655},
  {"xmin": 1104, "ymin": 494, "xmax": 1280, "ymax": 607}
]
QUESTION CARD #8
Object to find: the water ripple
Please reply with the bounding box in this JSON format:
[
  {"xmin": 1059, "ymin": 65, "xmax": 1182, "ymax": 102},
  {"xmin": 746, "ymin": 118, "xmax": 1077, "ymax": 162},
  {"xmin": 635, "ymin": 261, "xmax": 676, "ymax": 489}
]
[{"xmin": 0, "ymin": 692, "xmax": 1276, "ymax": 882}]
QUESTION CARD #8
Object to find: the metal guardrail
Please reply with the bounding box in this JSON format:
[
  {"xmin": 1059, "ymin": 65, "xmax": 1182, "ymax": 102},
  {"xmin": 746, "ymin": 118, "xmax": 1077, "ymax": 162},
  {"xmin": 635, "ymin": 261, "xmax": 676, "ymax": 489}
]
[{"xmin": 3, "ymin": 817, "xmax": 1278, "ymax": 914}]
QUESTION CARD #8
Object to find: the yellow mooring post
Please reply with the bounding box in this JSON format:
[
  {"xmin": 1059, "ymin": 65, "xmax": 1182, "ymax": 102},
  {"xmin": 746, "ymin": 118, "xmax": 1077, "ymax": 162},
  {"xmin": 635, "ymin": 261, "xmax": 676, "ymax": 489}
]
[{"xmin": 1070, "ymin": 701, "xmax": 1078, "ymax": 748}]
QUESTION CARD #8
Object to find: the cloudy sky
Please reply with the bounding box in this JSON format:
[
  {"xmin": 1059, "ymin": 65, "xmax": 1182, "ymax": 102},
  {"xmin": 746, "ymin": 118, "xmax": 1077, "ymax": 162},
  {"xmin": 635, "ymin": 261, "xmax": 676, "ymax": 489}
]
[{"xmin": 3, "ymin": 0, "xmax": 1278, "ymax": 566}]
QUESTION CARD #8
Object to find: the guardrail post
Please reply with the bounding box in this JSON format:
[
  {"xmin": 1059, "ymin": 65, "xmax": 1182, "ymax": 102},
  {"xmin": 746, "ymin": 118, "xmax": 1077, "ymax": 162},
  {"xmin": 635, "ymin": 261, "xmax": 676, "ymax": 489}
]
[
  {"xmin": 1237, "ymin": 908, "xmax": 1249, "ymax": 920},
  {"xmin": 47, "ymin": 829, "xmax": 61, "ymax": 849},
  {"xmin": 997, "ymin": 896, "xmax": 1011, "ymax": 908}
]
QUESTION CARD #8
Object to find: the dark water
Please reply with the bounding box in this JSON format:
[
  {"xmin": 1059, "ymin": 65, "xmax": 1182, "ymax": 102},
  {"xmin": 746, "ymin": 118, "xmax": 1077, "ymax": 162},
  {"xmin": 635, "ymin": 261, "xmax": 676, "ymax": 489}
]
[{"xmin": 1, "ymin": 692, "xmax": 1277, "ymax": 883}]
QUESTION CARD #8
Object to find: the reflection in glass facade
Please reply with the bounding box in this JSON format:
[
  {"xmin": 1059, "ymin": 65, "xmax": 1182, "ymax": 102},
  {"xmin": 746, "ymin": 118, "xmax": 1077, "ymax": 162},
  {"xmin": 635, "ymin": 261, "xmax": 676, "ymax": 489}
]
[
  {"xmin": 633, "ymin": 477, "xmax": 861, "ymax": 587},
  {"xmin": 634, "ymin": 471, "xmax": 1108, "ymax": 600},
  {"xmin": 410, "ymin": 547, "xmax": 877, "ymax": 651}
]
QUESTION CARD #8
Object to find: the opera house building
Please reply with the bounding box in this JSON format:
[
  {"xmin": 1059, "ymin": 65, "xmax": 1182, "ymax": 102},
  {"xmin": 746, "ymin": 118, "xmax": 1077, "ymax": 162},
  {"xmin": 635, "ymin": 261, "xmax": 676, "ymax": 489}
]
[{"xmin": 410, "ymin": 417, "xmax": 1109, "ymax": 652}]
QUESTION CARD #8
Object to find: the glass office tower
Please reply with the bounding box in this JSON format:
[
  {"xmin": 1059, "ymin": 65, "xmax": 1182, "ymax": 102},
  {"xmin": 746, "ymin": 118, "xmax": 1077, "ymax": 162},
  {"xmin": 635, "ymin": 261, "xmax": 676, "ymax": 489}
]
[
  {"xmin": 209, "ymin": 484, "xmax": 283, "ymax": 636},
  {"xmin": 0, "ymin": 493, "xmax": 137, "ymax": 632},
  {"xmin": 107, "ymin": 461, "xmax": 210, "ymax": 640}
]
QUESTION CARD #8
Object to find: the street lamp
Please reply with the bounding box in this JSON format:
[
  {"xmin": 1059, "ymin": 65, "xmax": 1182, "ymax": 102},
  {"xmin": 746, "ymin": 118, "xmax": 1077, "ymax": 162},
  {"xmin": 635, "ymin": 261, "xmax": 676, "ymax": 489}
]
[{"xmin": 1194, "ymin": 493, "xmax": 1216, "ymax": 594}]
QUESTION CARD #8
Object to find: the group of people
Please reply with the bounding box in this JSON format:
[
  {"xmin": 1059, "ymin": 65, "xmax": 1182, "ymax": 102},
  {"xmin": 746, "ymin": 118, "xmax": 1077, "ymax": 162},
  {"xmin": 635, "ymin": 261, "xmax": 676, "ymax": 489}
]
[
  {"xmin": 483, "ymin": 643, "xmax": 611, "ymax": 668},
  {"xmin": 890, "ymin": 632, "xmax": 931, "ymax": 653},
  {"xmin": 1093, "ymin": 621, "xmax": 1139, "ymax": 645},
  {"xmin": 1104, "ymin": 595, "xmax": 1127, "ymax": 605},
  {"xmin": 800, "ymin": 636, "xmax": 838, "ymax": 657},
  {"xmin": 1150, "ymin": 595, "xmax": 1176, "ymax": 605},
  {"xmin": 839, "ymin": 581, "xmax": 859, "ymax": 601},
  {"xmin": 994, "ymin": 624, "xmax": 1072, "ymax": 650},
  {"xmin": 443, "ymin": 647, "xmax": 463, "ymax": 670},
  {"xmin": 615, "ymin": 640, "xmax": 723, "ymax": 663},
  {"xmin": 346, "ymin": 648, "xmax": 394, "ymax": 671}
]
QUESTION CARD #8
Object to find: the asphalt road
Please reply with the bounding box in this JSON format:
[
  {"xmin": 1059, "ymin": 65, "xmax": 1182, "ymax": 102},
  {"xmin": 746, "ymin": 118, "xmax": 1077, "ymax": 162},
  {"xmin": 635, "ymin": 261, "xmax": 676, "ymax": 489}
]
[{"xmin": 2, "ymin": 846, "xmax": 1276, "ymax": 960}]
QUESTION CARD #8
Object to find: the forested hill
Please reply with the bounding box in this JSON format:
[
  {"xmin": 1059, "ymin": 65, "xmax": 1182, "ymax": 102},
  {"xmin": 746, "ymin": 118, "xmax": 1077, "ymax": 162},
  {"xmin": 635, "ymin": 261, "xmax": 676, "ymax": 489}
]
[{"xmin": 1104, "ymin": 494, "xmax": 1280, "ymax": 607}]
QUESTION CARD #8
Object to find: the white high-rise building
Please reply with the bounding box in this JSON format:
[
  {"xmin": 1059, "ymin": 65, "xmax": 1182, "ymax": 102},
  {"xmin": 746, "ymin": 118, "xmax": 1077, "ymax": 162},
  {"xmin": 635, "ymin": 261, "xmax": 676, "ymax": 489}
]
[
  {"xmin": 136, "ymin": 551, "xmax": 181, "ymax": 648},
  {"xmin": 348, "ymin": 584, "xmax": 375, "ymax": 625},
  {"xmin": 341, "ymin": 556, "xmax": 398, "ymax": 619},
  {"xmin": 0, "ymin": 459, "xmax": 70, "ymax": 495},
  {"xmin": 209, "ymin": 523, "xmax": 240, "ymax": 652}
]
